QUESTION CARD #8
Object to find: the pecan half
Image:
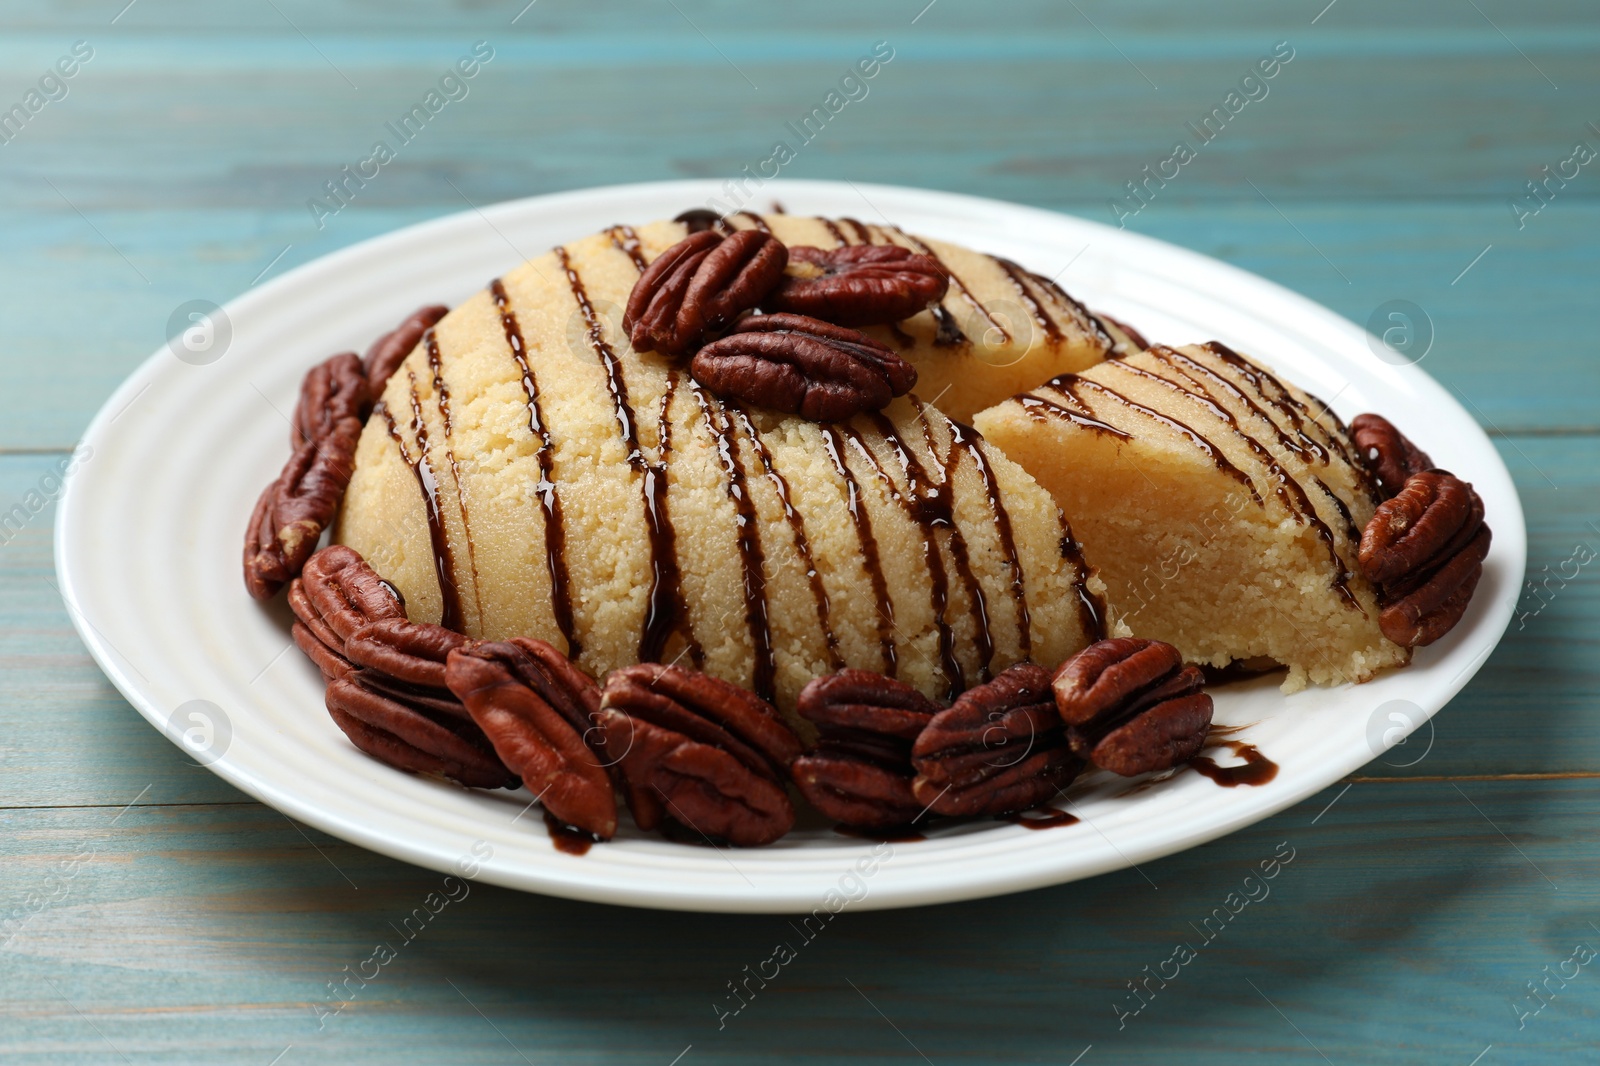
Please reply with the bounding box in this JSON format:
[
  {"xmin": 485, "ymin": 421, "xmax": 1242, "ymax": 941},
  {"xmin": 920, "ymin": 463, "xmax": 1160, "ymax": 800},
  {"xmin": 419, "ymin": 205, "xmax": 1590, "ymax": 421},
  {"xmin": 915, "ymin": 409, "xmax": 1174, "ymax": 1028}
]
[
  {"xmin": 362, "ymin": 304, "xmax": 449, "ymax": 404},
  {"xmin": 346, "ymin": 618, "xmax": 466, "ymax": 689},
  {"xmin": 691, "ymin": 313, "xmax": 916, "ymax": 422},
  {"xmin": 243, "ymin": 417, "xmax": 363, "ymax": 599},
  {"xmin": 1052, "ymin": 638, "xmax": 1213, "ymax": 776},
  {"xmin": 764, "ymin": 244, "xmax": 949, "ymax": 326},
  {"xmin": 623, "ymin": 229, "xmax": 788, "ymax": 357},
  {"xmin": 1351, "ymin": 413, "xmax": 1434, "ymax": 499},
  {"xmin": 291, "ymin": 620, "xmax": 353, "ymax": 682},
  {"xmin": 325, "ymin": 676, "xmax": 517, "ymax": 789},
  {"xmin": 447, "ymin": 640, "xmax": 616, "ymax": 840},
  {"xmin": 294, "ymin": 545, "xmax": 407, "ymax": 643},
  {"xmin": 289, "ymin": 546, "xmax": 519, "ymax": 789},
  {"xmin": 292, "ymin": 352, "xmax": 368, "ymax": 449},
  {"xmin": 597, "ymin": 663, "xmax": 803, "ymax": 846},
  {"xmin": 344, "ymin": 618, "xmax": 476, "ymax": 721},
  {"xmin": 791, "ymin": 669, "xmax": 940, "ymax": 829},
  {"xmin": 910, "ymin": 663, "xmax": 1083, "ymax": 817},
  {"xmin": 1359, "ymin": 470, "xmax": 1492, "ymax": 646}
]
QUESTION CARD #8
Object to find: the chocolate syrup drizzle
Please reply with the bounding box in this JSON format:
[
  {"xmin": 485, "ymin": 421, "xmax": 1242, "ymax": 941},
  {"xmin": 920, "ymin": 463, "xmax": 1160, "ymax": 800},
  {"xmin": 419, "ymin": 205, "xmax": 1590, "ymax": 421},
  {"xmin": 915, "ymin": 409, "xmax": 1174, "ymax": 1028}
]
[
  {"xmin": 993, "ymin": 257, "xmax": 1062, "ymax": 344},
  {"xmin": 1046, "ymin": 376, "xmax": 1262, "ymax": 505},
  {"xmin": 1002, "ymin": 805, "xmax": 1079, "ymax": 830},
  {"xmin": 730, "ymin": 404, "xmax": 844, "ymax": 672},
  {"xmin": 589, "ymin": 240, "xmax": 699, "ymax": 663},
  {"xmin": 819, "ymin": 218, "xmax": 851, "ymax": 246},
  {"xmin": 732, "ymin": 210, "xmax": 771, "ymax": 233},
  {"xmin": 606, "ymin": 225, "xmax": 650, "ymax": 273},
  {"xmin": 1203, "ymin": 342, "xmax": 1358, "ymax": 473},
  {"xmin": 890, "ymin": 225, "xmax": 997, "ymax": 347},
  {"xmin": 491, "ymin": 278, "xmax": 580, "ymax": 656},
  {"xmin": 378, "ymin": 389, "xmax": 465, "ymax": 631},
  {"xmin": 820, "ymin": 425, "xmax": 897, "ymax": 677},
  {"xmin": 1028, "ymin": 270, "xmax": 1118, "ymax": 352},
  {"xmin": 424, "ymin": 331, "xmax": 483, "ymax": 624},
  {"xmin": 1016, "ymin": 394, "xmax": 1132, "ymax": 439},
  {"xmin": 1190, "ymin": 741, "xmax": 1279, "ymax": 787},
  {"xmin": 945, "ymin": 416, "xmax": 1033, "ymax": 660},
  {"xmin": 1145, "ymin": 346, "xmax": 1361, "ymax": 609},
  {"xmin": 841, "ymin": 421, "xmax": 965, "ymax": 696},
  {"xmin": 640, "ymin": 373, "xmax": 700, "ymax": 665},
  {"xmin": 692, "ymin": 382, "xmax": 777, "ymax": 701},
  {"xmin": 861, "ymin": 414, "xmax": 973, "ymax": 694},
  {"xmin": 674, "ymin": 208, "xmax": 732, "ymax": 235},
  {"xmin": 367, "ymin": 218, "xmax": 1107, "ymax": 706},
  {"xmin": 839, "ymin": 217, "xmax": 872, "ymax": 243},
  {"xmin": 907, "ymin": 409, "xmax": 997, "ymax": 683}
]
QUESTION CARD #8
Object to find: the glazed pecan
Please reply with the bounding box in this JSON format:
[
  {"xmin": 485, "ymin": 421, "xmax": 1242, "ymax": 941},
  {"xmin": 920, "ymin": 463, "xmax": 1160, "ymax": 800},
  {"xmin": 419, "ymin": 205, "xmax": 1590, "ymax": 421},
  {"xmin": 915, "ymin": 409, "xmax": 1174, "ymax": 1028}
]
[
  {"xmin": 325, "ymin": 676, "xmax": 517, "ymax": 790},
  {"xmin": 597, "ymin": 663, "xmax": 803, "ymax": 846},
  {"xmin": 447, "ymin": 639, "xmax": 616, "ymax": 840},
  {"xmin": 691, "ymin": 313, "xmax": 916, "ymax": 422},
  {"xmin": 1359, "ymin": 470, "xmax": 1492, "ymax": 646},
  {"xmin": 291, "ymin": 620, "xmax": 353, "ymax": 682},
  {"xmin": 243, "ymin": 417, "xmax": 363, "ymax": 599},
  {"xmin": 1052, "ymin": 638, "xmax": 1213, "ymax": 777},
  {"xmin": 1351, "ymin": 413, "xmax": 1434, "ymax": 499},
  {"xmin": 346, "ymin": 618, "xmax": 466, "ymax": 689},
  {"xmin": 764, "ymin": 244, "xmax": 949, "ymax": 326},
  {"xmin": 791, "ymin": 669, "xmax": 941, "ymax": 829},
  {"xmin": 910, "ymin": 663, "xmax": 1083, "ymax": 817},
  {"xmin": 345, "ymin": 618, "xmax": 475, "ymax": 721},
  {"xmin": 362, "ymin": 304, "xmax": 449, "ymax": 404},
  {"xmin": 292, "ymin": 352, "xmax": 368, "ymax": 448},
  {"xmin": 623, "ymin": 229, "xmax": 788, "ymax": 357},
  {"xmin": 294, "ymin": 545, "xmax": 407, "ymax": 643}
]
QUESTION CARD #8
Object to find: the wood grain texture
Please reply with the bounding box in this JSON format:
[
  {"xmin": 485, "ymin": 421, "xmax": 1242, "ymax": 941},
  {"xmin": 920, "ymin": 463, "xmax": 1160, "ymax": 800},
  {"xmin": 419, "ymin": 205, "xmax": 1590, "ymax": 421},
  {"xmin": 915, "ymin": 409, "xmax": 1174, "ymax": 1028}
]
[
  {"xmin": 1, "ymin": 782, "xmax": 1596, "ymax": 1065},
  {"xmin": 2, "ymin": 0, "xmax": 1596, "ymax": 1060}
]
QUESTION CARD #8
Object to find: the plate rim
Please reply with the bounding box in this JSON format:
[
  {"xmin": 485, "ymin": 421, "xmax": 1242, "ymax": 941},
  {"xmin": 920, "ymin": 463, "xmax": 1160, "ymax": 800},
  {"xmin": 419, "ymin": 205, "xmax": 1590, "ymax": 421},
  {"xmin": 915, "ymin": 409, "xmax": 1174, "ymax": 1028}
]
[{"xmin": 53, "ymin": 178, "xmax": 1526, "ymax": 912}]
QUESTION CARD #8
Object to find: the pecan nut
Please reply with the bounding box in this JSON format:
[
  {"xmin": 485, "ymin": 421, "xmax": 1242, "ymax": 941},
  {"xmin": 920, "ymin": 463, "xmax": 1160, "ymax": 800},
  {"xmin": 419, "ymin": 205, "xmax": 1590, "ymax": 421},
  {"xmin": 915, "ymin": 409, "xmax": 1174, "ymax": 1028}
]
[
  {"xmin": 1358, "ymin": 470, "xmax": 1492, "ymax": 646},
  {"xmin": 346, "ymin": 617, "xmax": 467, "ymax": 689},
  {"xmin": 690, "ymin": 313, "xmax": 917, "ymax": 422},
  {"xmin": 291, "ymin": 620, "xmax": 353, "ymax": 682},
  {"xmin": 624, "ymin": 229, "xmax": 788, "ymax": 357},
  {"xmin": 325, "ymin": 676, "xmax": 517, "ymax": 790},
  {"xmin": 289, "ymin": 546, "xmax": 518, "ymax": 789},
  {"xmin": 1052, "ymin": 638, "xmax": 1213, "ymax": 776},
  {"xmin": 791, "ymin": 669, "xmax": 940, "ymax": 829},
  {"xmin": 362, "ymin": 304, "xmax": 449, "ymax": 404},
  {"xmin": 910, "ymin": 663, "xmax": 1083, "ymax": 817},
  {"xmin": 447, "ymin": 639, "xmax": 616, "ymax": 840},
  {"xmin": 292, "ymin": 352, "xmax": 368, "ymax": 449},
  {"xmin": 597, "ymin": 663, "xmax": 803, "ymax": 846},
  {"xmin": 293, "ymin": 545, "xmax": 407, "ymax": 643},
  {"xmin": 345, "ymin": 618, "xmax": 476, "ymax": 721},
  {"xmin": 764, "ymin": 244, "xmax": 949, "ymax": 326},
  {"xmin": 1351, "ymin": 413, "xmax": 1434, "ymax": 499},
  {"xmin": 243, "ymin": 417, "xmax": 363, "ymax": 599}
]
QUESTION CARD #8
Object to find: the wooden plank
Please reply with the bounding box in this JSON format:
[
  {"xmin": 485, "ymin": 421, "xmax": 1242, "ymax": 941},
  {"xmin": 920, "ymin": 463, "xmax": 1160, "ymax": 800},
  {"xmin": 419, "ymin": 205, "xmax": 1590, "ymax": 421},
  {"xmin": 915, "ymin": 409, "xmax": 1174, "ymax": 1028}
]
[
  {"xmin": 0, "ymin": 779, "xmax": 1594, "ymax": 1064},
  {"xmin": 4, "ymin": 29, "xmax": 1596, "ymax": 211},
  {"xmin": 0, "ymin": 201, "xmax": 1595, "ymax": 451}
]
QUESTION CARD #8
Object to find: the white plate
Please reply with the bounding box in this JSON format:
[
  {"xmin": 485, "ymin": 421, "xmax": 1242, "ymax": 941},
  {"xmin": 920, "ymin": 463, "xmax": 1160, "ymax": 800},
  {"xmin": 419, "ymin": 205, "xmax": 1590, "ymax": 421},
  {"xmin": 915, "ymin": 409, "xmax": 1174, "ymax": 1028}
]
[{"xmin": 55, "ymin": 180, "xmax": 1524, "ymax": 912}]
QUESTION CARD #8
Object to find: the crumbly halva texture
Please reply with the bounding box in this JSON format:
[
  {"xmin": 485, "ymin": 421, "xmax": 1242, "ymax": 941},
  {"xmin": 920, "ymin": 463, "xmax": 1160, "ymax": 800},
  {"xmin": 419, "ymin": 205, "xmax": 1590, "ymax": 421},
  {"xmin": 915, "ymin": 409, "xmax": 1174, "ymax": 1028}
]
[
  {"xmin": 336, "ymin": 214, "xmax": 1119, "ymax": 720},
  {"xmin": 973, "ymin": 341, "xmax": 1410, "ymax": 692}
]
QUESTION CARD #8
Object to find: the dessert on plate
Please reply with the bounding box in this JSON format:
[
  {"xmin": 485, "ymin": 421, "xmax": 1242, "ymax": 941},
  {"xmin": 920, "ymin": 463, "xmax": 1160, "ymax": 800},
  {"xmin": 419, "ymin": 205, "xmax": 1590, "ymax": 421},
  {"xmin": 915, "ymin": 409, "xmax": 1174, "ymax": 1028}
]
[
  {"xmin": 243, "ymin": 207, "xmax": 1492, "ymax": 849},
  {"xmin": 975, "ymin": 342, "xmax": 1404, "ymax": 691}
]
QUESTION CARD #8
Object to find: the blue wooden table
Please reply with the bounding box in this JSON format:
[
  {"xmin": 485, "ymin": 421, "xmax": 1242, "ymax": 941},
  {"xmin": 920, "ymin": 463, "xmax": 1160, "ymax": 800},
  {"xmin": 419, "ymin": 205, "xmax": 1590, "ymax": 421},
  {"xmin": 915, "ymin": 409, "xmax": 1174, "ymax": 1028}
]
[{"xmin": 3, "ymin": 1, "xmax": 1597, "ymax": 1061}]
